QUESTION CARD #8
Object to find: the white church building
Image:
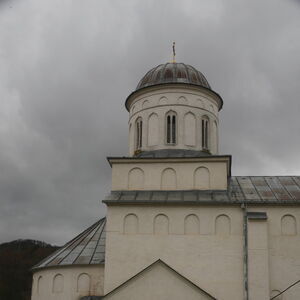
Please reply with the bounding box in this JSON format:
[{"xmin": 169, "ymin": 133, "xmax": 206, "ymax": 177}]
[{"xmin": 31, "ymin": 62, "xmax": 300, "ymax": 300}]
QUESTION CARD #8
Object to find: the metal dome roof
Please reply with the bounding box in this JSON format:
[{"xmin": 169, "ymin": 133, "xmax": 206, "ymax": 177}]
[{"xmin": 136, "ymin": 62, "xmax": 211, "ymax": 91}]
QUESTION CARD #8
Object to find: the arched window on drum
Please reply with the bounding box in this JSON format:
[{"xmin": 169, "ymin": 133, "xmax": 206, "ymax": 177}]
[
  {"xmin": 201, "ymin": 116, "xmax": 209, "ymax": 150},
  {"xmin": 135, "ymin": 117, "xmax": 143, "ymax": 150},
  {"xmin": 166, "ymin": 111, "xmax": 177, "ymax": 145}
]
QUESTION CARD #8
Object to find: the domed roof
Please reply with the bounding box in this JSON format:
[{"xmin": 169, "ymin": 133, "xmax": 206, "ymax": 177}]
[{"xmin": 136, "ymin": 62, "xmax": 211, "ymax": 91}]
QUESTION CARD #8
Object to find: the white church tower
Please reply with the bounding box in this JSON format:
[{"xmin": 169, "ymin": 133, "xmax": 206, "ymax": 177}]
[
  {"xmin": 31, "ymin": 60, "xmax": 300, "ymax": 300},
  {"xmin": 104, "ymin": 62, "xmax": 231, "ymax": 299},
  {"xmin": 110, "ymin": 62, "xmax": 230, "ymax": 192}
]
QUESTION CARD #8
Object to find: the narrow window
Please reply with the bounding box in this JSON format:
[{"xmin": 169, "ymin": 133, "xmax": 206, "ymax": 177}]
[
  {"xmin": 135, "ymin": 118, "xmax": 142, "ymax": 150},
  {"xmin": 166, "ymin": 112, "xmax": 177, "ymax": 144},
  {"xmin": 172, "ymin": 115, "xmax": 176, "ymax": 143},
  {"xmin": 167, "ymin": 115, "xmax": 171, "ymax": 144},
  {"xmin": 202, "ymin": 117, "xmax": 209, "ymax": 150}
]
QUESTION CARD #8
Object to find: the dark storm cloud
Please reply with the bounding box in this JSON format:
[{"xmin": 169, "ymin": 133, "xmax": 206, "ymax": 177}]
[{"xmin": 0, "ymin": 0, "xmax": 299, "ymax": 244}]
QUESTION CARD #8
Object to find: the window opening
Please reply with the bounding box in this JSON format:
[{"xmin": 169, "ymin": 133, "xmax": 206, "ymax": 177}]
[
  {"xmin": 166, "ymin": 112, "xmax": 176, "ymax": 144},
  {"xmin": 135, "ymin": 118, "xmax": 142, "ymax": 150},
  {"xmin": 202, "ymin": 117, "xmax": 209, "ymax": 150}
]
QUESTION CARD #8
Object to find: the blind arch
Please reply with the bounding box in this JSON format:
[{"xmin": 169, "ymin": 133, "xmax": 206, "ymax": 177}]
[
  {"xmin": 52, "ymin": 274, "xmax": 64, "ymax": 293},
  {"xmin": 77, "ymin": 273, "xmax": 90, "ymax": 293},
  {"xmin": 124, "ymin": 214, "xmax": 139, "ymax": 234},
  {"xmin": 154, "ymin": 214, "xmax": 169, "ymax": 234}
]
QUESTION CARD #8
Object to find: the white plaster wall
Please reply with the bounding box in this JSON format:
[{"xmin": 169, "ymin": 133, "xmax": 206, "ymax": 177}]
[
  {"xmin": 248, "ymin": 219, "xmax": 270, "ymax": 300},
  {"xmin": 104, "ymin": 262, "xmax": 213, "ymax": 300},
  {"xmin": 127, "ymin": 86, "xmax": 220, "ymax": 155},
  {"xmin": 104, "ymin": 205, "xmax": 244, "ymax": 300},
  {"xmin": 104, "ymin": 205, "xmax": 300, "ymax": 300},
  {"xmin": 248, "ymin": 206, "xmax": 300, "ymax": 299},
  {"xmin": 111, "ymin": 159, "xmax": 228, "ymax": 191},
  {"xmin": 31, "ymin": 265, "xmax": 104, "ymax": 300}
]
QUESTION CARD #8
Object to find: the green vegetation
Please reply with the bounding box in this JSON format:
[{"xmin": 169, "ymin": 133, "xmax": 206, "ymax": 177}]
[{"xmin": 0, "ymin": 239, "xmax": 58, "ymax": 300}]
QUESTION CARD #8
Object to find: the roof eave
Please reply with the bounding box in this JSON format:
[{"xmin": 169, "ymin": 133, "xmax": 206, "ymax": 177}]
[{"xmin": 124, "ymin": 83, "xmax": 224, "ymax": 112}]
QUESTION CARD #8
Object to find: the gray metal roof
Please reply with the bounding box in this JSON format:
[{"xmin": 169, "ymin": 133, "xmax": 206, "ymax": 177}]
[
  {"xmin": 33, "ymin": 218, "xmax": 106, "ymax": 270},
  {"xmin": 135, "ymin": 149, "xmax": 212, "ymax": 158},
  {"xmin": 104, "ymin": 176, "xmax": 300, "ymax": 205},
  {"xmin": 136, "ymin": 63, "xmax": 211, "ymax": 91}
]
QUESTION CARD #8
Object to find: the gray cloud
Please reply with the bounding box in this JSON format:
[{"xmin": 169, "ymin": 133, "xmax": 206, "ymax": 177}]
[{"xmin": 0, "ymin": 0, "xmax": 299, "ymax": 245}]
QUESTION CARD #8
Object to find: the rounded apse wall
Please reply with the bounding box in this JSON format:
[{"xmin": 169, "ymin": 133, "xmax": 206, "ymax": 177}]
[{"xmin": 31, "ymin": 265, "xmax": 104, "ymax": 300}]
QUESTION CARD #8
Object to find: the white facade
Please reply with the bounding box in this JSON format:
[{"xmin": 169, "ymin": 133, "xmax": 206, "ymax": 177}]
[
  {"xmin": 104, "ymin": 204, "xmax": 300, "ymax": 300},
  {"xmin": 109, "ymin": 157, "xmax": 230, "ymax": 191},
  {"xmin": 31, "ymin": 265, "xmax": 104, "ymax": 300}
]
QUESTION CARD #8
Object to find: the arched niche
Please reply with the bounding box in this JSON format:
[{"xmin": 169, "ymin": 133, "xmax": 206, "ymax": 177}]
[
  {"xmin": 281, "ymin": 214, "xmax": 297, "ymax": 235},
  {"xmin": 196, "ymin": 98, "xmax": 204, "ymax": 108},
  {"xmin": 158, "ymin": 96, "xmax": 168, "ymax": 105},
  {"xmin": 184, "ymin": 112, "xmax": 196, "ymax": 146},
  {"xmin": 124, "ymin": 214, "xmax": 139, "ymax": 234},
  {"xmin": 215, "ymin": 215, "xmax": 231, "ymax": 236},
  {"xmin": 184, "ymin": 214, "xmax": 200, "ymax": 235},
  {"xmin": 211, "ymin": 121, "xmax": 218, "ymax": 154},
  {"xmin": 129, "ymin": 123, "xmax": 133, "ymax": 154},
  {"xmin": 77, "ymin": 273, "xmax": 91, "ymax": 293},
  {"xmin": 148, "ymin": 113, "xmax": 159, "ymax": 146},
  {"xmin": 161, "ymin": 168, "xmax": 177, "ymax": 190},
  {"xmin": 142, "ymin": 100, "xmax": 150, "ymax": 108},
  {"xmin": 37, "ymin": 275, "xmax": 43, "ymax": 295},
  {"xmin": 52, "ymin": 274, "xmax": 64, "ymax": 293},
  {"xmin": 154, "ymin": 214, "xmax": 169, "ymax": 235},
  {"xmin": 201, "ymin": 115, "xmax": 210, "ymax": 151},
  {"xmin": 193, "ymin": 167, "xmax": 210, "ymax": 190},
  {"xmin": 177, "ymin": 96, "xmax": 188, "ymax": 105},
  {"xmin": 128, "ymin": 168, "xmax": 144, "ymax": 190}
]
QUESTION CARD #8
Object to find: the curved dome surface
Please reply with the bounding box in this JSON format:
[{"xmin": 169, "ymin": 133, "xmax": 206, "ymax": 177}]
[{"xmin": 136, "ymin": 63, "xmax": 211, "ymax": 91}]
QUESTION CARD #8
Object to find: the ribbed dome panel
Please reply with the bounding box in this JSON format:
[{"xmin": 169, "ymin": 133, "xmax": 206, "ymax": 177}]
[{"xmin": 136, "ymin": 63, "xmax": 211, "ymax": 90}]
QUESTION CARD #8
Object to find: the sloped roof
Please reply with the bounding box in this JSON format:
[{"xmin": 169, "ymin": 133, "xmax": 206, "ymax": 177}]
[
  {"xmin": 104, "ymin": 176, "xmax": 300, "ymax": 205},
  {"xmin": 33, "ymin": 218, "xmax": 106, "ymax": 270}
]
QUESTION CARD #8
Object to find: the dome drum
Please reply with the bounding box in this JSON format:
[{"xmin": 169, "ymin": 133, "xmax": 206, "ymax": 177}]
[{"xmin": 127, "ymin": 85, "xmax": 220, "ymax": 156}]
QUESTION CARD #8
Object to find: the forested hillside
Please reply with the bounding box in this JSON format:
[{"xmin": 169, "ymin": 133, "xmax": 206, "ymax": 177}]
[{"xmin": 0, "ymin": 239, "xmax": 59, "ymax": 300}]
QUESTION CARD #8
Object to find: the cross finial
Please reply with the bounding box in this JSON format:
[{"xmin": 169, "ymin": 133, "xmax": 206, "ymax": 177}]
[{"xmin": 172, "ymin": 42, "xmax": 176, "ymax": 63}]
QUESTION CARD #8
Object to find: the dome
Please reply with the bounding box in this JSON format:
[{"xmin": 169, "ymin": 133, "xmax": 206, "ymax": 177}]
[{"xmin": 136, "ymin": 62, "xmax": 211, "ymax": 91}]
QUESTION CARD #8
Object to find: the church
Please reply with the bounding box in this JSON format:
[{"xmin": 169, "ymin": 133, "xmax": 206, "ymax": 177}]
[{"xmin": 31, "ymin": 61, "xmax": 300, "ymax": 300}]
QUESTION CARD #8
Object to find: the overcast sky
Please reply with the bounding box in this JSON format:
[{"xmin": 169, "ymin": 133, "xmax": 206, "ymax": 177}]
[{"xmin": 0, "ymin": 0, "xmax": 299, "ymax": 245}]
